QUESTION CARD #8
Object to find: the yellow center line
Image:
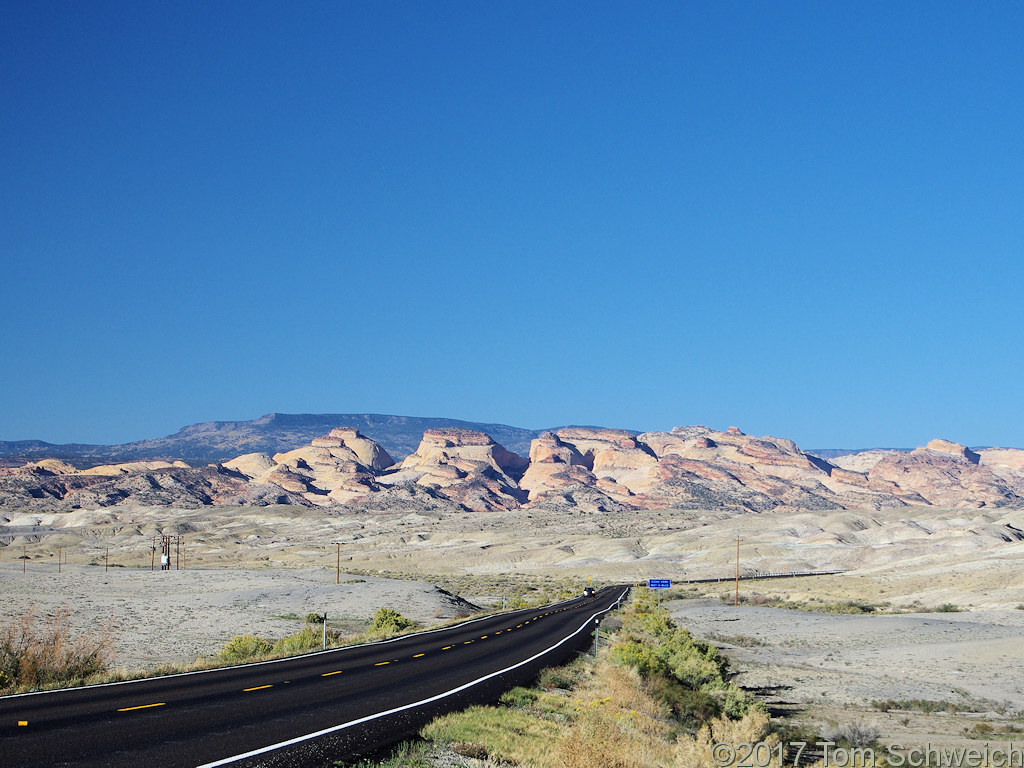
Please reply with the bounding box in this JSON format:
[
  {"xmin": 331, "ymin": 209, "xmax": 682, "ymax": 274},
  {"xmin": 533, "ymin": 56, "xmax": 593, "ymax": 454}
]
[
  {"xmin": 18, "ymin": 721, "xmax": 29, "ymax": 726},
  {"xmin": 117, "ymin": 702, "xmax": 166, "ymax": 712},
  {"xmin": 321, "ymin": 670, "xmax": 343, "ymax": 677},
  {"xmin": 441, "ymin": 645, "xmax": 453, "ymax": 650},
  {"xmin": 463, "ymin": 640, "xmax": 473, "ymax": 645},
  {"xmin": 374, "ymin": 661, "xmax": 391, "ymax": 666},
  {"xmin": 516, "ymin": 624, "xmax": 522, "ymax": 628},
  {"xmin": 243, "ymin": 685, "xmax": 273, "ymax": 692},
  {"xmin": 480, "ymin": 635, "xmax": 488, "ymax": 639},
  {"xmin": 495, "ymin": 630, "xmax": 502, "ymax": 634},
  {"xmin": 413, "ymin": 653, "xmax": 426, "ymax": 658}
]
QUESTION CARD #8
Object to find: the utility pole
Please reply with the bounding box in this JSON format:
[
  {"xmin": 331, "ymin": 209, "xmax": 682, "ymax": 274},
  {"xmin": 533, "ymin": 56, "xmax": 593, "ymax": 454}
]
[
  {"xmin": 176, "ymin": 536, "xmax": 181, "ymax": 571},
  {"xmin": 735, "ymin": 537, "xmax": 741, "ymax": 607},
  {"xmin": 151, "ymin": 537, "xmax": 156, "ymax": 571},
  {"xmin": 331, "ymin": 542, "xmax": 341, "ymax": 584}
]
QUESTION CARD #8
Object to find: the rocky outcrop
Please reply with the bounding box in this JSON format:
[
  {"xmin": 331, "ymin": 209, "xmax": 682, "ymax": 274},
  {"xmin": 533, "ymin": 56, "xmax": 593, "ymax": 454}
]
[
  {"xmin": 0, "ymin": 461, "xmax": 304, "ymax": 511},
  {"xmin": 2, "ymin": 425, "xmax": 1023, "ymax": 515},
  {"xmin": 519, "ymin": 429, "xmax": 656, "ymax": 503},
  {"xmin": 377, "ymin": 429, "xmax": 526, "ymax": 511},
  {"xmin": 869, "ymin": 441, "xmax": 1022, "ymax": 508},
  {"xmin": 247, "ymin": 428, "xmax": 395, "ymax": 506}
]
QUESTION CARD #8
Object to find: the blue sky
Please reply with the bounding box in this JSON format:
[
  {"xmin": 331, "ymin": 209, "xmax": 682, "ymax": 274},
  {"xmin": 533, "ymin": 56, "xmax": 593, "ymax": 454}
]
[{"xmin": 2, "ymin": 2, "xmax": 1022, "ymax": 450}]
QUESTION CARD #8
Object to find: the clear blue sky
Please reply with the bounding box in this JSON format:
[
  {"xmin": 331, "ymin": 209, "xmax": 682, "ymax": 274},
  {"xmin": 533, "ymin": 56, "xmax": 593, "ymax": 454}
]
[{"xmin": 2, "ymin": 2, "xmax": 1022, "ymax": 449}]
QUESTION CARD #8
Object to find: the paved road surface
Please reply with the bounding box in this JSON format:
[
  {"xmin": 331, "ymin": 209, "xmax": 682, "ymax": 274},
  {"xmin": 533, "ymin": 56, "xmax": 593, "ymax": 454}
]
[{"xmin": 0, "ymin": 586, "xmax": 628, "ymax": 767}]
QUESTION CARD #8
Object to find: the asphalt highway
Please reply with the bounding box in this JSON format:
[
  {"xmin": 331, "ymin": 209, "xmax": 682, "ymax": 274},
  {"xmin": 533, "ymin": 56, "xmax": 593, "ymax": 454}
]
[{"xmin": 0, "ymin": 585, "xmax": 628, "ymax": 767}]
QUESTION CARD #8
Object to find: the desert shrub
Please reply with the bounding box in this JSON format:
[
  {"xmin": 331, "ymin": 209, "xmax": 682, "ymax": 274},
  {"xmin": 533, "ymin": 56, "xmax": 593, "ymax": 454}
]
[
  {"xmin": 306, "ymin": 612, "xmax": 325, "ymax": 624},
  {"xmin": 0, "ymin": 606, "xmax": 111, "ymax": 692},
  {"xmin": 934, "ymin": 603, "xmax": 961, "ymax": 613},
  {"xmin": 368, "ymin": 607, "xmax": 416, "ymax": 635},
  {"xmin": 500, "ymin": 686, "xmax": 538, "ymax": 707},
  {"xmin": 647, "ymin": 676, "xmax": 721, "ymax": 725},
  {"xmin": 820, "ymin": 719, "xmax": 881, "ymax": 748},
  {"xmin": 219, "ymin": 634, "xmax": 272, "ymax": 662},
  {"xmin": 272, "ymin": 624, "xmax": 336, "ymax": 655},
  {"xmin": 674, "ymin": 709, "xmax": 780, "ymax": 768},
  {"xmin": 539, "ymin": 665, "xmax": 581, "ymax": 691}
]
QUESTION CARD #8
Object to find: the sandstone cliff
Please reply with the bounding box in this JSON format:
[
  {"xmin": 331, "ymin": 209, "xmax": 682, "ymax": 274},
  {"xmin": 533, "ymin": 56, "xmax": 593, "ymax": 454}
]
[
  {"xmin": 377, "ymin": 428, "xmax": 527, "ymax": 511},
  {"xmin": 2, "ymin": 425, "xmax": 1023, "ymax": 515}
]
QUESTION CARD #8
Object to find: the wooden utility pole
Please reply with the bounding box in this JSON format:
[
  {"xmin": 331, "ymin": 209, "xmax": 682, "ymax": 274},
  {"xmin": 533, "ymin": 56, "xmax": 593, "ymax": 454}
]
[
  {"xmin": 151, "ymin": 537, "xmax": 156, "ymax": 571},
  {"xmin": 734, "ymin": 537, "xmax": 741, "ymax": 607}
]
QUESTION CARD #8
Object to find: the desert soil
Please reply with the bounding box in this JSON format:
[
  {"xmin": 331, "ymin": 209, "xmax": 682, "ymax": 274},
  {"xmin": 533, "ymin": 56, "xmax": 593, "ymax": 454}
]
[
  {"xmin": 673, "ymin": 598, "xmax": 1024, "ymax": 751},
  {"xmin": 0, "ymin": 564, "xmax": 476, "ymax": 671}
]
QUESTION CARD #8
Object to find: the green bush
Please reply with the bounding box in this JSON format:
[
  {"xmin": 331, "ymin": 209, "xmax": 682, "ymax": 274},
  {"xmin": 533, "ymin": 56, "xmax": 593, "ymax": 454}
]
[
  {"xmin": 219, "ymin": 635, "xmax": 273, "ymax": 662},
  {"xmin": 500, "ymin": 686, "xmax": 539, "ymax": 707},
  {"xmin": 369, "ymin": 607, "xmax": 416, "ymax": 635},
  {"xmin": 272, "ymin": 625, "xmax": 331, "ymax": 655}
]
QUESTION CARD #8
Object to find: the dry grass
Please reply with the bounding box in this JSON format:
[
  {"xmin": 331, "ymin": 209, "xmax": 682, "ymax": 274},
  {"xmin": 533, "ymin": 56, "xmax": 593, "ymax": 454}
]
[
  {"xmin": 421, "ymin": 704, "xmax": 566, "ymax": 767},
  {"xmin": 558, "ymin": 663, "xmax": 673, "ymax": 768},
  {"xmin": 0, "ymin": 605, "xmax": 112, "ymax": 692},
  {"xmin": 673, "ymin": 709, "xmax": 781, "ymax": 768}
]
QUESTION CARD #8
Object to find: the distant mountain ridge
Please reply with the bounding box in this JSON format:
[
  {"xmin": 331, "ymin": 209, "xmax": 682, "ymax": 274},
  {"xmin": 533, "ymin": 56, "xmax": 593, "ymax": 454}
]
[{"xmin": 0, "ymin": 413, "xmax": 619, "ymax": 468}]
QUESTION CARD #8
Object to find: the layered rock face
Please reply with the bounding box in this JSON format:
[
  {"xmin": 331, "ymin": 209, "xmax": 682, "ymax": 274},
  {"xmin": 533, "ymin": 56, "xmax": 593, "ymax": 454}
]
[
  {"xmin": 230, "ymin": 427, "xmax": 396, "ymax": 506},
  {"xmin": 377, "ymin": 428, "xmax": 527, "ymax": 511},
  {"xmin": 868, "ymin": 439, "xmax": 1023, "ymax": 508},
  {"xmin": 519, "ymin": 429, "xmax": 657, "ymax": 503},
  {"xmin": 2, "ymin": 425, "xmax": 1024, "ymax": 514}
]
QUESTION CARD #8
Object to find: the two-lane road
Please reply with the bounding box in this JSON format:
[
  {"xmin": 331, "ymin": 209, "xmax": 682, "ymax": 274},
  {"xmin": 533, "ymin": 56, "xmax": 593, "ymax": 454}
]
[{"xmin": 1, "ymin": 585, "xmax": 628, "ymax": 767}]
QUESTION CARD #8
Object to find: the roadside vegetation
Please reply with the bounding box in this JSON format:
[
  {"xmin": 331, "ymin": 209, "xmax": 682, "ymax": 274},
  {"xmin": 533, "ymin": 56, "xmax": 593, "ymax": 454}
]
[
  {"xmin": 0, "ymin": 606, "xmax": 112, "ymax": 694},
  {"xmin": 0, "ymin": 604, "xmax": 428, "ymax": 695},
  {"xmin": 341, "ymin": 588, "xmax": 783, "ymax": 768},
  {"xmin": 718, "ymin": 591, "xmax": 966, "ymax": 616}
]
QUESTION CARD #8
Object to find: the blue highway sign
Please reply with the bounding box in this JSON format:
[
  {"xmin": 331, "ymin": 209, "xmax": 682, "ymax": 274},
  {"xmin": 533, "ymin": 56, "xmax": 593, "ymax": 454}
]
[{"xmin": 647, "ymin": 579, "xmax": 671, "ymax": 589}]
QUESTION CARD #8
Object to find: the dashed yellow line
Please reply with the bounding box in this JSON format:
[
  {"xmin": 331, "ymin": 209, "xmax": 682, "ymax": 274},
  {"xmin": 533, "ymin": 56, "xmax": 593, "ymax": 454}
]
[
  {"xmin": 374, "ymin": 661, "xmax": 391, "ymax": 666},
  {"xmin": 321, "ymin": 670, "xmax": 343, "ymax": 677},
  {"xmin": 18, "ymin": 721, "xmax": 29, "ymax": 726},
  {"xmin": 480, "ymin": 635, "xmax": 488, "ymax": 639},
  {"xmin": 463, "ymin": 640, "xmax": 473, "ymax": 645},
  {"xmin": 442, "ymin": 645, "xmax": 453, "ymax": 650},
  {"xmin": 243, "ymin": 685, "xmax": 273, "ymax": 692},
  {"xmin": 413, "ymin": 653, "xmax": 426, "ymax": 658},
  {"xmin": 117, "ymin": 702, "xmax": 166, "ymax": 711}
]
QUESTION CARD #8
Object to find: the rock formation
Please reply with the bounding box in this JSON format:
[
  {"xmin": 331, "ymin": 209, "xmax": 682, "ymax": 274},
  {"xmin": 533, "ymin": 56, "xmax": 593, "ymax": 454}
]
[
  {"xmin": 377, "ymin": 428, "xmax": 527, "ymax": 511},
  {"xmin": 2, "ymin": 424, "xmax": 1024, "ymax": 515}
]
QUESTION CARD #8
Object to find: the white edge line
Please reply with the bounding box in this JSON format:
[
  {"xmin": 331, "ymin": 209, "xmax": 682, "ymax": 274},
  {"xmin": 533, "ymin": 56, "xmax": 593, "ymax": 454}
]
[
  {"xmin": 0, "ymin": 590, "xmax": 604, "ymax": 701},
  {"xmin": 195, "ymin": 588, "xmax": 627, "ymax": 767}
]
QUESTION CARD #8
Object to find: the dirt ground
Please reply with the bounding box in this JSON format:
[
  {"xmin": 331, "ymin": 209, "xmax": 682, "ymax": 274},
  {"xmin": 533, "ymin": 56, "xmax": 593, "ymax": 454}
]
[
  {"xmin": 0, "ymin": 564, "xmax": 476, "ymax": 671},
  {"xmin": 671, "ymin": 597, "xmax": 1024, "ymax": 752}
]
